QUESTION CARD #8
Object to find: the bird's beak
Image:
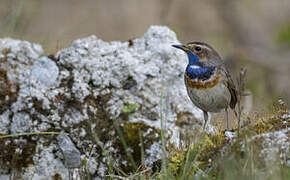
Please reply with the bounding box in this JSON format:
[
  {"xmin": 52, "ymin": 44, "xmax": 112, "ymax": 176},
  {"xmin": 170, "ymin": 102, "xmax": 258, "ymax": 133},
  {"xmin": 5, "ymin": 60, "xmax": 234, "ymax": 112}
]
[{"xmin": 172, "ymin": 44, "xmax": 187, "ymax": 51}]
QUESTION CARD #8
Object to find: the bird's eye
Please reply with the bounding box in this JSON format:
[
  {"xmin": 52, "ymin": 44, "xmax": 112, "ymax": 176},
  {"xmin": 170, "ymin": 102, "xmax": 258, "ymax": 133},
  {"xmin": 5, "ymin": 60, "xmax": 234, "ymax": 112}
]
[{"xmin": 194, "ymin": 46, "xmax": 201, "ymax": 52}]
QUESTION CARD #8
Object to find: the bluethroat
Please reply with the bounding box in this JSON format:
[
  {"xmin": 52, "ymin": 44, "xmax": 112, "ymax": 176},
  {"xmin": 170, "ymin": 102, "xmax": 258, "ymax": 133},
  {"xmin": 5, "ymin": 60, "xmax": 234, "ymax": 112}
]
[{"xmin": 172, "ymin": 42, "xmax": 237, "ymax": 130}]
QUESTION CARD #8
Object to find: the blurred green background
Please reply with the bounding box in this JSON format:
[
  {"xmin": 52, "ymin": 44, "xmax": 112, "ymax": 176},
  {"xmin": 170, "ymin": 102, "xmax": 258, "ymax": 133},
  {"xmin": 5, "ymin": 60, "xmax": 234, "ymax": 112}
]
[{"xmin": 1, "ymin": 0, "xmax": 290, "ymax": 110}]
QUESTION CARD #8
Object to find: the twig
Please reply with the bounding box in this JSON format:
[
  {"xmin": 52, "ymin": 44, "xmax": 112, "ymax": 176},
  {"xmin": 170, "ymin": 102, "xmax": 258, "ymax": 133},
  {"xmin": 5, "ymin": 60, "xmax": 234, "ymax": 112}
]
[{"xmin": 236, "ymin": 67, "xmax": 247, "ymax": 135}]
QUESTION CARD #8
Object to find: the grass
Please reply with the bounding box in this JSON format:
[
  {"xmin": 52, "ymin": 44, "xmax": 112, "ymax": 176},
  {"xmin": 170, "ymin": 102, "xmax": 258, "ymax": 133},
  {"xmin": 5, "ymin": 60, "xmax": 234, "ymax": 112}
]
[
  {"xmin": 99, "ymin": 98, "xmax": 289, "ymax": 180},
  {"xmin": 0, "ymin": 131, "xmax": 63, "ymax": 139}
]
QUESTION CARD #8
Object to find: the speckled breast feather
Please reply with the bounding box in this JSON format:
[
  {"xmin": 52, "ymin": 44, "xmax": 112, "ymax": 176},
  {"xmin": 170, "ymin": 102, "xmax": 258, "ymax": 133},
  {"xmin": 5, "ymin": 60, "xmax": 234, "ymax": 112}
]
[{"xmin": 184, "ymin": 73, "xmax": 221, "ymax": 90}]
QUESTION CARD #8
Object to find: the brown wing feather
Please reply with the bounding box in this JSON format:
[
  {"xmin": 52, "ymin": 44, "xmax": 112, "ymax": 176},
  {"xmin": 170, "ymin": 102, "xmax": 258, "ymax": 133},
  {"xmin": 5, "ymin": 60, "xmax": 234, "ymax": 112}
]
[
  {"xmin": 221, "ymin": 67, "xmax": 237, "ymax": 109},
  {"xmin": 204, "ymin": 55, "xmax": 237, "ymax": 109}
]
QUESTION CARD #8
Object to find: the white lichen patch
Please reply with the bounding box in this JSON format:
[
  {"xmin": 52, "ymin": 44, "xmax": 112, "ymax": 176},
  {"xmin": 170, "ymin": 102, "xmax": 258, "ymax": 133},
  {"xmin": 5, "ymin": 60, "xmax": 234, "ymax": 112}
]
[
  {"xmin": 145, "ymin": 141, "xmax": 163, "ymax": 166},
  {"xmin": 251, "ymin": 127, "xmax": 290, "ymax": 165}
]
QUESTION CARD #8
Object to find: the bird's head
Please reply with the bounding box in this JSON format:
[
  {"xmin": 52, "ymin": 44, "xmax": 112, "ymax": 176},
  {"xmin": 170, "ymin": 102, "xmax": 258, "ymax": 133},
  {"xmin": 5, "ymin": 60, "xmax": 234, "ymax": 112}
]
[{"xmin": 172, "ymin": 41, "xmax": 220, "ymax": 66}]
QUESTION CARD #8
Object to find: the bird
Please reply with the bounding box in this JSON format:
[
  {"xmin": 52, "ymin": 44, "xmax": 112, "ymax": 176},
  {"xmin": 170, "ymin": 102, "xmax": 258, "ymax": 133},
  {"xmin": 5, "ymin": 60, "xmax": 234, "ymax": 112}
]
[{"xmin": 172, "ymin": 41, "xmax": 237, "ymax": 130}]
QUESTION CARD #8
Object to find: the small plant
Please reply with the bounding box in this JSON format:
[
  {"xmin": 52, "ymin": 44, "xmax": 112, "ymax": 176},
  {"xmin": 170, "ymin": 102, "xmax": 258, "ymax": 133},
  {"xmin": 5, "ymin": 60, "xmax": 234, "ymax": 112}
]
[
  {"xmin": 122, "ymin": 104, "xmax": 139, "ymax": 114},
  {"xmin": 233, "ymin": 67, "xmax": 247, "ymax": 135}
]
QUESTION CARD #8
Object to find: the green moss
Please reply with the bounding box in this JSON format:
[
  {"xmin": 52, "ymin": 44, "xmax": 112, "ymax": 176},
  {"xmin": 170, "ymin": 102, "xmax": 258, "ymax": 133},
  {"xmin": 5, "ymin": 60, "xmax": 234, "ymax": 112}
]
[
  {"xmin": 198, "ymin": 133, "xmax": 227, "ymax": 162},
  {"xmin": 168, "ymin": 148, "xmax": 187, "ymax": 174},
  {"xmin": 120, "ymin": 103, "xmax": 139, "ymax": 121},
  {"xmin": 122, "ymin": 103, "xmax": 139, "ymax": 114},
  {"xmin": 166, "ymin": 132, "xmax": 227, "ymax": 177},
  {"xmin": 115, "ymin": 121, "xmax": 161, "ymax": 173},
  {"xmin": 249, "ymin": 99, "xmax": 289, "ymax": 134},
  {"xmin": 277, "ymin": 23, "xmax": 290, "ymax": 46}
]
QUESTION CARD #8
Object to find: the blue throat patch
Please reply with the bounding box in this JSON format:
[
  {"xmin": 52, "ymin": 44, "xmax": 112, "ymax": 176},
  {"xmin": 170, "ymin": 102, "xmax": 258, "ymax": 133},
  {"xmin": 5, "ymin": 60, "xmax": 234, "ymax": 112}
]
[
  {"xmin": 185, "ymin": 51, "xmax": 215, "ymax": 80},
  {"xmin": 186, "ymin": 51, "xmax": 199, "ymax": 64},
  {"xmin": 186, "ymin": 66, "xmax": 215, "ymax": 80}
]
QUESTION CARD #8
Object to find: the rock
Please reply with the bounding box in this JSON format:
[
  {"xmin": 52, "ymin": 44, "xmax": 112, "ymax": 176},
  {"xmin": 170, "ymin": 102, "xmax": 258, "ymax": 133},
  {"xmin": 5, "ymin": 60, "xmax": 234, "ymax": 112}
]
[
  {"xmin": 56, "ymin": 134, "xmax": 81, "ymax": 168},
  {"xmin": 0, "ymin": 110, "xmax": 10, "ymax": 134},
  {"xmin": 249, "ymin": 127, "xmax": 290, "ymax": 166},
  {"xmin": 31, "ymin": 142, "xmax": 69, "ymax": 179},
  {"xmin": 0, "ymin": 38, "xmax": 43, "ymax": 83},
  {"xmin": 0, "ymin": 26, "xmax": 210, "ymax": 179},
  {"xmin": 30, "ymin": 56, "xmax": 59, "ymax": 87},
  {"xmin": 0, "ymin": 175, "xmax": 9, "ymax": 180},
  {"xmin": 10, "ymin": 112, "xmax": 32, "ymax": 134}
]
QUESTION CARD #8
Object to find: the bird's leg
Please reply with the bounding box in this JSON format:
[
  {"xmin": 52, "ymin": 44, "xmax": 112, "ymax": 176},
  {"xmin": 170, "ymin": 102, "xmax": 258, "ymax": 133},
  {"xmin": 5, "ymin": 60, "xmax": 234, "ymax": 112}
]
[
  {"xmin": 203, "ymin": 111, "xmax": 208, "ymax": 130},
  {"xmin": 225, "ymin": 108, "xmax": 229, "ymax": 130}
]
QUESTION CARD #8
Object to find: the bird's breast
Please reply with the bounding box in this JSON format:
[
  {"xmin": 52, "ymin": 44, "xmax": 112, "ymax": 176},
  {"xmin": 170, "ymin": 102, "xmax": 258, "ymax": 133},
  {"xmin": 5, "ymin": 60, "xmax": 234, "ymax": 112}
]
[
  {"xmin": 184, "ymin": 72, "xmax": 221, "ymax": 90},
  {"xmin": 184, "ymin": 73, "xmax": 231, "ymax": 112}
]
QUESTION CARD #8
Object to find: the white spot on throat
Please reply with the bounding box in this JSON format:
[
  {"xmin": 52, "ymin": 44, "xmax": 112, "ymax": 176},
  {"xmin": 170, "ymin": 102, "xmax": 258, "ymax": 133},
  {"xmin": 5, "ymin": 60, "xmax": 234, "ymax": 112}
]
[{"xmin": 190, "ymin": 65, "xmax": 201, "ymax": 69}]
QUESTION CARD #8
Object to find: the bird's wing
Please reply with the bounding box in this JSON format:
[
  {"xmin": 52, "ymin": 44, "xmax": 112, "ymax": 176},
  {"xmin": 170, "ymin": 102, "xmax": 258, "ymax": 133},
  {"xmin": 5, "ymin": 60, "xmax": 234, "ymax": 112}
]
[
  {"xmin": 220, "ymin": 66, "xmax": 237, "ymax": 109},
  {"xmin": 200, "ymin": 58, "xmax": 238, "ymax": 109}
]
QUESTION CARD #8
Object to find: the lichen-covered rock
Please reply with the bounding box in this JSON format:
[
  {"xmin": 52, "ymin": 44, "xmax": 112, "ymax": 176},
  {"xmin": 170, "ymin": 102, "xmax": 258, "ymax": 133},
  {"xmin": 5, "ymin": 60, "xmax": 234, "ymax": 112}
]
[
  {"xmin": 249, "ymin": 127, "xmax": 290, "ymax": 166},
  {"xmin": 30, "ymin": 56, "xmax": 59, "ymax": 87},
  {"xmin": 0, "ymin": 26, "xmax": 209, "ymax": 179}
]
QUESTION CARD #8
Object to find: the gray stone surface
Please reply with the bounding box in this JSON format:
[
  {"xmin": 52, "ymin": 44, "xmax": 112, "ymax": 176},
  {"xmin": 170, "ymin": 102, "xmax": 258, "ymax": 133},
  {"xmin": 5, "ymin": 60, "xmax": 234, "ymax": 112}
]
[
  {"xmin": 56, "ymin": 134, "xmax": 81, "ymax": 168},
  {"xmin": 0, "ymin": 110, "xmax": 10, "ymax": 134},
  {"xmin": 31, "ymin": 142, "xmax": 69, "ymax": 179},
  {"xmin": 249, "ymin": 127, "xmax": 290, "ymax": 166},
  {"xmin": 10, "ymin": 112, "xmax": 31, "ymax": 134},
  {"xmin": 30, "ymin": 56, "xmax": 59, "ymax": 87},
  {"xmin": 0, "ymin": 38, "xmax": 43, "ymax": 83},
  {"xmin": 0, "ymin": 175, "xmax": 9, "ymax": 180}
]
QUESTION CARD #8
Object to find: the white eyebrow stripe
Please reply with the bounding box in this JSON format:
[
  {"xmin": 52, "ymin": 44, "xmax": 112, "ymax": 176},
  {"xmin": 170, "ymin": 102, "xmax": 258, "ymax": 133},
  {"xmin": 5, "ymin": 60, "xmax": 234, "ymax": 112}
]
[{"xmin": 198, "ymin": 45, "xmax": 211, "ymax": 51}]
